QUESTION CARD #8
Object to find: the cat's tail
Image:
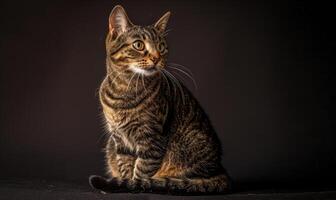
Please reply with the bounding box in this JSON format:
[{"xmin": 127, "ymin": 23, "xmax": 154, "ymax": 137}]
[{"xmin": 89, "ymin": 174, "xmax": 232, "ymax": 195}]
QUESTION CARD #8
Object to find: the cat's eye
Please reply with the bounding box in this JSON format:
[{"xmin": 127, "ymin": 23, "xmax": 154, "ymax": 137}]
[
  {"xmin": 132, "ymin": 40, "xmax": 145, "ymax": 51},
  {"xmin": 157, "ymin": 42, "xmax": 166, "ymax": 53}
]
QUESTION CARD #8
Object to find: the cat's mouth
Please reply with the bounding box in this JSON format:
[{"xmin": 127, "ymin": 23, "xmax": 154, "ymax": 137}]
[
  {"xmin": 146, "ymin": 66, "xmax": 157, "ymax": 72},
  {"xmin": 129, "ymin": 65, "xmax": 158, "ymax": 76}
]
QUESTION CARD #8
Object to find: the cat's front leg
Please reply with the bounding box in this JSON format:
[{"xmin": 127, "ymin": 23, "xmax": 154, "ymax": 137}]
[
  {"xmin": 112, "ymin": 135, "xmax": 136, "ymax": 179},
  {"xmin": 132, "ymin": 134, "xmax": 166, "ymax": 179},
  {"xmin": 116, "ymin": 153, "xmax": 136, "ymax": 179}
]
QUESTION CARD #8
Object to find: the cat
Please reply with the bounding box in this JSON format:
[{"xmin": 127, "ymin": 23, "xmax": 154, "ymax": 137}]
[{"xmin": 89, "ymin": 5, "xmax": 231, "ymax": 195}]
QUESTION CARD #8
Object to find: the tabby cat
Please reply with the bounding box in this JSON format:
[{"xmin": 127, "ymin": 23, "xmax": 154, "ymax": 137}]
[{"xmin": 89, "ymin": 5, "xmax": 231, "ymax": 195}]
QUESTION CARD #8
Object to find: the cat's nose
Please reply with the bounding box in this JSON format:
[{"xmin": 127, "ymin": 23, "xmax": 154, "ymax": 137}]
[{"xmin": 149, "ymin": 54, "xmax": 160, "ymax": 65}]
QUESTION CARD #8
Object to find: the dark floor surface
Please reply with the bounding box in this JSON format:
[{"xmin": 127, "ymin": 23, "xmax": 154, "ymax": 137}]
[{"xmin": 1, "ymin": 180, "xmax": 336, "ymax": 200}]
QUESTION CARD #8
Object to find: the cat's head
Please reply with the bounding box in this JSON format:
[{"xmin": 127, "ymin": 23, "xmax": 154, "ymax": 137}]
[{"xmin": 106, "ymin": 5, "xmax": 170, "ymax": 76}]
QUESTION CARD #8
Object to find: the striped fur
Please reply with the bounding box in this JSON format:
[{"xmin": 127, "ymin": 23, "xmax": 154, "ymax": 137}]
[{"xmin": 89, "ymin": 5, "xmax": 231, "ymax": 194}]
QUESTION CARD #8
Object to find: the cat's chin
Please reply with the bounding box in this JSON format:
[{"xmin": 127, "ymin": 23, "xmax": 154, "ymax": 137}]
[{"xmin": 129, "ymin": 65, "xmax": 158, "ymax": 76}]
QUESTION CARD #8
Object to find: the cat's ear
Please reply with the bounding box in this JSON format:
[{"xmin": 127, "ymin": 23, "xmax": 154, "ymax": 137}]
[
  {"xmin": 109, "ymin": 5, "xmax": 133, "ymax": 36},
  {"xmin": 154, "ymin": 11, "xmax": 171, "ymax": 34}
]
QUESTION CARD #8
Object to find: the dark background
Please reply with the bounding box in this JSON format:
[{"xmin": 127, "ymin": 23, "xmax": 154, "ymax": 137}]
[{"xmin": 0, "ymin": 0, "xmax": 335, "ymax": 190}]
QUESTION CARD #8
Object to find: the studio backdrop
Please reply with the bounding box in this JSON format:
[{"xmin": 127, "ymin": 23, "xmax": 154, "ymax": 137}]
[{"xmin": 0, "ymin": 0, "xmax": 335, "ymax": 188}]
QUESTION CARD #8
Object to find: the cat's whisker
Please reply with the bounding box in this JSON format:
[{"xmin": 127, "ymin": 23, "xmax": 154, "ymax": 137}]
[
  {"xmin": 161, "ymin": 70, "xmax": 174, "ymax": 97},
  {"xmin": 110, "ymin": 70, "xmax": 127, "ymax": 86},
  {"xmin": 166, "ymin": 71, "xmax": 185, "ymax": 104},
  {"xmin": 96, "ymin": 75, "xmax": 112, "ymax": 97},
  {"xmin": 167, "ymin": 62, "xmax": 194, "ymax": 76},
  {"xmin": 163, "ymin": 69, "xmax": 185, "ymax": 104},
  {"xmin": 170, "ymin": 70, "xmax": 188, "ymax": 84},
  {"xmin": 141, "ymin": 74, "xmax": 148, "ymax": 92},
  {"xmin": 163, "ymin": 69, "xmax": 178, "ymax": 89},
  {"xmin": 96, "ymin": 70, "xmax": 126, "ymax": 98},
  {"xmin": 126, "ymin": 72, "xmax": 137, "ymax": 95},
  {"xmin": 160, "ymin": 70, "xmax": 173, "ymax": 97},
  {"xmin": 106, "ymin": 70, "xmax": 116, "ymax": 77},
  {"xmin": 135, "ymin": 73, "xmax": 140, "ymax": 100},
  {"xmin": 167, "ymin": 66, "xmax": 198, "ymax": 90},
  {"xmin": 167, "ymin": 62, "xmax": 196, "ymax": 84}
]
